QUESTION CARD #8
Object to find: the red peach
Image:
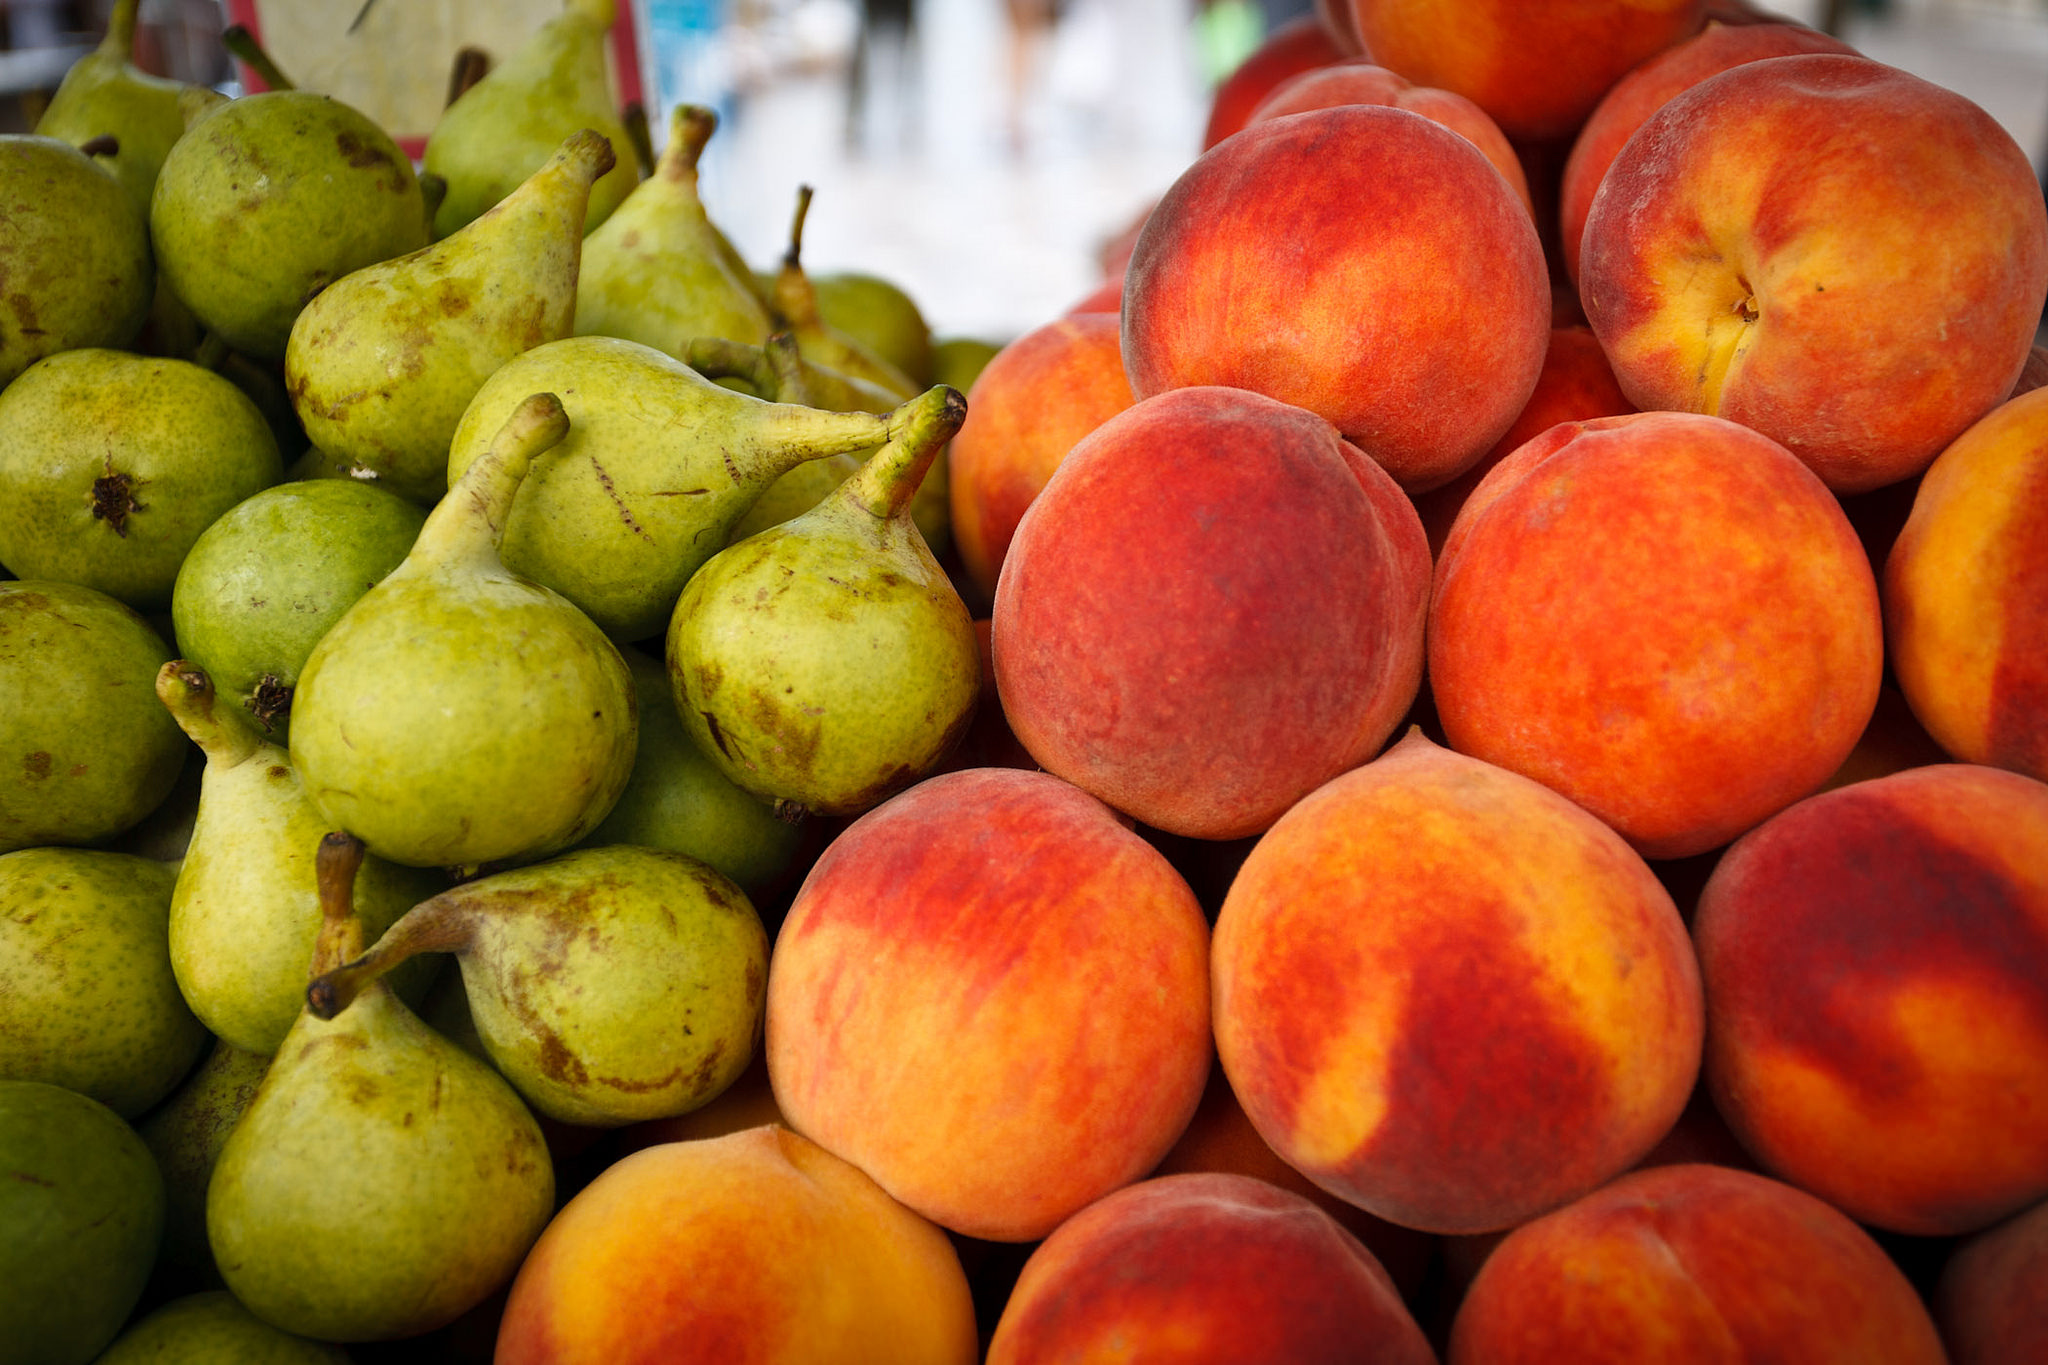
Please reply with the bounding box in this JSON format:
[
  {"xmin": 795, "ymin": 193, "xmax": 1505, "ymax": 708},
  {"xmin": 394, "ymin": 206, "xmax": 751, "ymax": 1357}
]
[
  {"xmin": 1121, "ymin": 104, "xmax": 1549, "ymax": 493},
  {"xmin": 986, "ymin": 1173, "xmax": 1435, "ymax": 1365},
  {"xmin": 765, "ymin": 768, "xmax": 1212, "ymax": 1242},
  {"xmin": 992, "ymin": 386, "xmax": 1430, "ymax": 840},
  {"xmin": 1938, "ymin": 1195, "xmax": 2048, "ymax": 1365},
  {"xmin": 1430, "ymin": 410, "xmax": 1882, "ymax": 858},
  {"xmin": 1694, "ymin": 763, "xmax": 2048, "ymax": 1235},
  {"xmin": 1201, "ymin": 14, "xmax": 1348, "ymax": 149}
]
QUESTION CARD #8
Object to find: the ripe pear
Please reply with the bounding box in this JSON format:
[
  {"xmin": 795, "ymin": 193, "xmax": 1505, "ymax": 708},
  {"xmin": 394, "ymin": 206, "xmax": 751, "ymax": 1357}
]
[
  {"xmin": 169, "ymin": 479, "xmax": 427, "ymax": 740},
  {"xmin": 0, "ymin": 847, "xmax": 207, "ymax": 1118},
  {"xmin": 0, "ymin": 1081, "xmax": 163, "ymax": 1365},
  {"xmin": 151, "ymin": 90, "xmax": 426, "ymax": 361},
  {"xmin": 768, "ymin": 185, "xmax": 919, "ymax": 401},
  {"xmin": 812, "ymin": 268, "xmax": 937, "ymax": 389},
  {"xmin": 0, "ymin": 580, "xmax": 185, "ymax": 854},
  {"xmin": 286, "ymin": 129, "xmax": 617, "ymax": 504},
  {"xmin": 0, "ymin": 349, "xmax": 282, "ymax": 610},
  {"xmin": 0, "ymin": 136, "xmax": 152, "ymax": 387},
  {"xmin": 291, "ymin": 392, "xmax": 638, "ymax": 872},
  {"xmin": 444, "ymin": 336, "xmax": 911, "ymax": 642},
  {"xmin": 309, "ymin": 843, "xmax": 769, "ymax": 1127},
  {"xmin": 136, "ymin": 1040, "xmax": 272, "ymax": 1286},
  {"xmin": 423, "ymin": 0, "xmax": 640, "ymax": 238},
  {"xmin": 208, "ymin": 833, "xmax": 555, "ymax": 1343},
  {"xmin": 667, "ymin": 384, "xmax": 978, "ymax": 816},
  {"xmin": 93, "ymin": 1292, "xmax": 350, "ymax": 1365},
  {"xmin": 158, "ymin": 661, "xmax": 444, "ymax": 1054},
  {"xmin": 575, "ymin": 103, "xmax": 772, "ymax": 355},
  {"xmin": 33, "ymin": 0, "xmax": 187, "ymax": 216}
]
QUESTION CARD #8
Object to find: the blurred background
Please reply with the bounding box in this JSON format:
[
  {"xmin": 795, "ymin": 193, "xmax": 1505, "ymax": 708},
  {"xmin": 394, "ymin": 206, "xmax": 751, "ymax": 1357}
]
[{"xmin": 1, "ymin": 0, "xmax": 2045, "ymax": 342}]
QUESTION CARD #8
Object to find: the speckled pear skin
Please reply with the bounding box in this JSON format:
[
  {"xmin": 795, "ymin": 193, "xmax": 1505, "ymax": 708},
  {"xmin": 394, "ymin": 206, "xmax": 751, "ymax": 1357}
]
[
  {"xmin": 444, "ymin": 335, "xmax": 903, "ymax": 642},
  {"xmin": 286, "ymin": 129, "xmax": 615, "ymax": 505},
  {"xmin": 93, "ymin": 1291, "xmax": 352, "ymax": 1365},
  {"xmin": 150, "ymin": 90, "xmax": 425, "ymax": 362},
  {"xmin": 208, "ymin": 834, "xmax": 554, "ymax": 1344},
  {"xmin": 0, "ymin": 848, "xmax": 206, "ymax": 1119},
  {"xmin": 290, "ymin": 393, "xmax": 638, "ymax": 873},
  {"xmin": 575, "ymin": 103, "xmax": 772, "ymax": 356},
  {"xmin": 157, "ymin": 662, "xmax": 443, "ymax": 1056},
  {"xmin": 667, "ymin": 384, "xmax": 978, "ymax": 817},
  {"xmin": 309, "ymin": 843, "xmax": 770, "ymax": 1128},
  {"xmin": 0, "ymin": 580, "xmax": 185, "ymax": 854},
  {"xmin": 423, "ymin": 0, "xmax": 639, "ymax": 239},
  {"xmin": 33, "ymin": 0, "xmax": 186, "ymax": 216},
  {"xmin": 137, "ymin": 1041, "xmax": 273, "ymax": 1284},
  {"xmin": 0, "ymin": 135, "xmax": 152, "ymax": 387}
]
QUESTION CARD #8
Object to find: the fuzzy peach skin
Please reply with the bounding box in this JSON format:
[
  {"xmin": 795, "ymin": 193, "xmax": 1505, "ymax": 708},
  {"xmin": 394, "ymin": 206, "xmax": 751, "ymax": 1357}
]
[
  {"xmin": 1693, "ymin": 763, "xmax": 2048, "ymax": 1236},
  {"xmin": 1410, "ymin": 323, "xmax": 1634, "ymax": 555},
  {"xmin": 992, "ymin": 386, "xmax": 1429, "ymax": 840},
  {"xmin": 1581, "ymin": 53, "xmax": 2048, "ymax": 493},
  {"xmin": 1202, "ymin": 14, "xmax": 1348, "ymax": 149},
  {"xmin": 1447, "ymin": 1164, "xmax": 1948, "ymax": 1364},
  {"xmin": 1120, "ymin": 104, "xmax": 1548, "ymax": 493},
  {"xmin": 986, "ymin": 1173, "xmax": 1435, "ymax": 1365},
  {"xmin": 765, "ymin": 767, "xmax": 1212, "ymax": 1243},
  {"xmin": 1558, "ymin": 19, "xmax": 1855, "ymax": 284},
  {"xmin": 1430, "ymin": 410, "xmax": 1882, "ymax": 859},
  {"xmin": 1245, "ymin": 62, "xmax": 1532, "ymax": 217},
  {"xmin": 1212, "ymin": 730, "xmax": 1703, "ymax": 1235},
  {"xmin": 1348, "ymin": 0, "xmax": 1706, "ymax": 142},
  {"xmin": 1938, "ymin": 1195, "xmax": 2048, "ymax": 1365},
  {"xmin": 493, "ymin": 1125, "xmax": 978, "ymax": 1365},
  {"xmin": 1885, "ymin": 385, "xmax": 2048, "ymax": 784},
  {"xmin": 947, "ymin": 313, "xmax": 1133, "ymax": 605}
]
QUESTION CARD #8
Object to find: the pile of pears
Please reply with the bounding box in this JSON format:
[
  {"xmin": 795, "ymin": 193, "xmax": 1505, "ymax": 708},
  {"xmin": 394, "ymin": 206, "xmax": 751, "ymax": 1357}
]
[{"xmin": 0, "ymin": 2, "xmax": 1004, "ymax": 1359}]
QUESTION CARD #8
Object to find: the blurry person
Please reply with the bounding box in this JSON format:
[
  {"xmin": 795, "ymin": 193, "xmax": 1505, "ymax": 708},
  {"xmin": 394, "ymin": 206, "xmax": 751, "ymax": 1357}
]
[
  {"xmin": 1002, "ymin": 0, "xmax": 1064, "ymax": 154},
  {"xmin": 847, "ymin": 0, "xmax": 919, "ymax": 153}
]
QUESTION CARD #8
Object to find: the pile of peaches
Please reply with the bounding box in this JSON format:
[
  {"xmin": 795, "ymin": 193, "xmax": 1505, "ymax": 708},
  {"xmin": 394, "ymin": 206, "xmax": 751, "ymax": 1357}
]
[{"xmin": 500, "ymin": 2, "xmax": 2046, "ymax": 1362}]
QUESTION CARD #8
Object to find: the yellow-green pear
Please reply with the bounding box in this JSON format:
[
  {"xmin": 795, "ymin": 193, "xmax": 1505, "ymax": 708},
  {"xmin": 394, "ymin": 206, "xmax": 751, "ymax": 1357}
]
[
  {"xmin": 94, "ymin": 1292, "xmax": 351, "ymax": 1365},
  {"xmin": 0, "ymin": 136, "xmax": 152, "ymax": 386},
  {"xmin": 33, "ymin": 0, "xmax": 186, "ymax": 216},
  {"xmin": 286, "ymin": 129, "xmax": 616, "ymax": 504}
]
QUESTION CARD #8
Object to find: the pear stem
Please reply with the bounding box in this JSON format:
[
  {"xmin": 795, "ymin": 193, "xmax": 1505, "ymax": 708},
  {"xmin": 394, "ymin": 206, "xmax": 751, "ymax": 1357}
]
[
  {"xmin": 446, "ymin": 45, "xmax": 491, "ymax": 109},
  {"xmin": 762, "ymin": 332, "xmax": 817, "ymax": 407},
  {"xmin": 310, "ymin": 832, "xmax": 368, "ymax": 981},
  {"xmin": 556, "ymin": 127, "xmax": 619, "ymax": 191},
  {"xmin": 103, "ymin": 0, "xmax": 139, "ymax": 61},
  {"xmin": 659, "ymin": 104, "xmax": 715, "ymax": 183},
  {"xmin": 190, "ymin": 332, "xmax": 230, "ymax": 372},
  {"xmin": 846, "ymin": 385, "xmax": 967, "ymax": 521},
  {"xmin": 686, "ymin": 336, "xmax": 776, "ymax": 395},
  {"xmin": 782, "ymin": 184, "xmax": 812, "ymax": 271},
  {"xmin": 154, "ymin": 660, "xmax": 266, "ymax": 768},
  {"xmin": 306, "ymin": 892, "xmax": 470, "ymax": 1022},
  {"xmin": 221, "ymin": 24, "xmax": 296, "ymax": 92},
  {"xmin": 624, "ymin": 100, "xmax": 655, "ymax": 178},
  {"xmin": 411, "ymin": 392, "xmax": 569, "ymax": 568}
]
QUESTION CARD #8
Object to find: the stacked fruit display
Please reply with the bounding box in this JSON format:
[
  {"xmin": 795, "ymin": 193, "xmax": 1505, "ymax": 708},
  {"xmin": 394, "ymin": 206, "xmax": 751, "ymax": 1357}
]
[{"xmin": 2, "ymin": 0, "xmax": 2045, "ymax": 1361}]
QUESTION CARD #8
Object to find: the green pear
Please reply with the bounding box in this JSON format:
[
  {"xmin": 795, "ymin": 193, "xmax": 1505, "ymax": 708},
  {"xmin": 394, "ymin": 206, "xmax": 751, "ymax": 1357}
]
[
  {"xmin": 423, "ymin": 0, "xmax": 640, "ymax": 238},
  {"xmin": 586, "ymin": 650, "xmax": 804, "ymax": 896},
  {"xmin": 0, "ymin": 580, "xmax": 186, "ymax": 853},
  {"xmin": 0, "ymin": 1081, "xmax": 163, "ymax": 1365},
  {"xmin": 574, "ymin": 103, "xmax": 772, "ymax": 356},
  {"xmin": 930, "ymin": 334, "xmax": 1005, "ymax": 394},
  {"xmin": 444, "ymin": 336, "xmax": 912, "ymax": 642},
  {"xmin": 151, "ymin": 90, "xmax": 426, "ymax": 361},
  {"xmin": 811, "ymin": 269, "xmax": 936, "ymax": 390},
  {"xmin": 286, "ymin": 129, "xmax": 617, "ymax": 505},
  {"xmin": 33, "ymin": 0, "xmax": 187, "ymax": 216},
  {"xmin": 291, "ymin": 393, "xmax": 637, "ymax": 873},
  {"xmin": 208, "ymin": 833, "xmax": 554, "ymax": 1343},
  {"xmin": 0, "ymin": 847, "xmax": 206, "ymax": 1118},
  {"xmin": 309, "ymin": 843, "xmax": 768, "ymax": 1128},
  {"xmin": 93, "ymin": 1291, "xmax": 351, "ymax": 1365},
  {"xmin": 0, "ymin": 136, "xmax": 152, "ymax": 387},
  {"xmin": 667, "ymin": 385, "xmax": 978, "ymax": 816},
  {"xmin": 0, "ymin": 349, "xmax": 282, "ymax": 610},
  {"xmin": 767, "ymin": 185, "xmax": 919, "ymax": 402},
  {"xmin": 169, "ymin": 480, "xmax": 426, "ymax": 740},
  {"xmin": 136, "ymin": 1040, "xmax": 272, "ymax": 1286},
  {"xmin": 158, "ymin": 661, "xmax": 444, "ymax": 1055}
]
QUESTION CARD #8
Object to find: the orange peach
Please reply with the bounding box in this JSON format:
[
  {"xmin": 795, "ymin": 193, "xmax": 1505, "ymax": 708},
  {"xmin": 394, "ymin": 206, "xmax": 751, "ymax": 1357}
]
[
  {"xmin": 1212, "ymin": 731, "xmax": 1702, "ymax": 1235},
  {"xmin": 946, "ymin": 313, "xmax": 1132, "ymax": 605},
  {"xmin": 1447, "ymin": 1163, "xmax": 1948, "ymax": 1363},
  {"xmin": 1581, "ymin": 53, "xmax": 2048, "ymax": 492},
  {"xmin": 494, "ymin": 1125, "xmax": 978, "ymax": 1365},
  {"xmin": 992, "ymin": 386, "xmax": 1429, "ymax": 840},
  {"xmin": 765, "ymin": 767, "xmax": 1212, "ymax": 1242},
  {"xmin": 1430, "ymin": 410, "xmax": 1882, "ymax": 858},
  {"xmin": 1558, "ymin": 18, "xmax": 1856, "ymax": 283},
  {"xmin": 1938, "ymin": 1195, "xmax": 2048, "ymax": 1365},
  {"xmin": 986, "ymin": 1173, "xmax": 1435, "ymax": 1365},
  {"xmin": 1201, "ymin": 14, "xmax": 1348, "ymax": 149},
  {"xmin": 1347, "ymin": 0, "xmax": 1706, "ymax": 142},
  {"xmin": 1120, "ymin": 104, "xmax": 1549, "ymax": 492},
  {"xmin": 1245, "ymin": 62, "xmax": 1532, "ymax": 217},
  {"xmin": 1694, "ymin": 763, "xmax": 2048, "ymax": 1235},
  {"xmin": 1885, "ymin": 385, "xmax": 2048, "ymax": 783}
]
